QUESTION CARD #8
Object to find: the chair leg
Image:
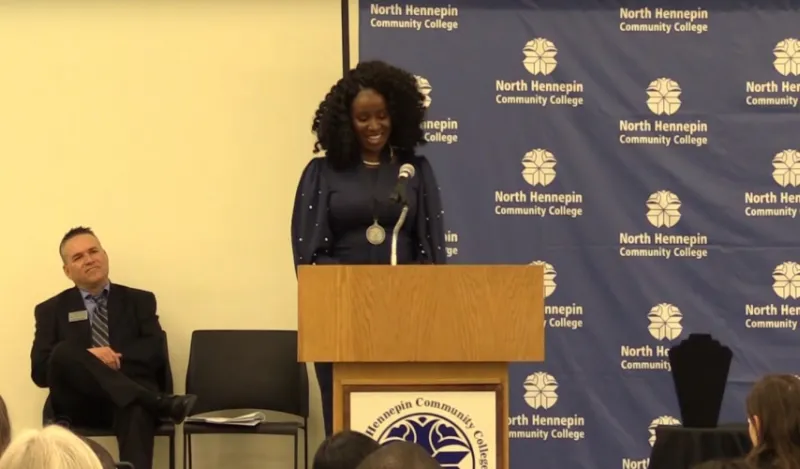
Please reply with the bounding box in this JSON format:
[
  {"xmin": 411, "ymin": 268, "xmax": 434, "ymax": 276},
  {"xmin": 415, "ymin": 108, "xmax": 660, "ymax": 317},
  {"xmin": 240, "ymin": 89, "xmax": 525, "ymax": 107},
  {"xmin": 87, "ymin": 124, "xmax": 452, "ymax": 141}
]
[
  {"xmin": 293, "ymin": 433, "xmax": 299, "ymax": 469},
  {"xmin": 303, "ymin": 427, "xmax": 309, "ymax": 469},
  {"xmin": 168, "ymin": 434, "xmax": 175, "ymax": 469},
  {"xmin": 183, "ymin": 434, "xmax": 192, "ymax": 469}
]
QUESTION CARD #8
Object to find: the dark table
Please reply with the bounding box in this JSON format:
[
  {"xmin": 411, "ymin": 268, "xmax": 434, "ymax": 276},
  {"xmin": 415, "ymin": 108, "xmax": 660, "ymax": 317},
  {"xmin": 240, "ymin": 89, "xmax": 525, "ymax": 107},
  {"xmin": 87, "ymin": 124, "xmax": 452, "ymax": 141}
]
[{"xmin": 648, "ymin": 424, "xmax": 752, "ymax": 469}]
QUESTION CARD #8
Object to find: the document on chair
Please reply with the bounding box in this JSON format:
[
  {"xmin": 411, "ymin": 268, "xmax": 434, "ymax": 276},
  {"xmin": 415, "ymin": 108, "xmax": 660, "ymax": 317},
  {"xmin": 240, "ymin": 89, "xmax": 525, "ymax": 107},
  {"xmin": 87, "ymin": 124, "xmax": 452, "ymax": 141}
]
[{"xmin": 184, "ymin": 412, "xmax": 267, "ymax": 427}]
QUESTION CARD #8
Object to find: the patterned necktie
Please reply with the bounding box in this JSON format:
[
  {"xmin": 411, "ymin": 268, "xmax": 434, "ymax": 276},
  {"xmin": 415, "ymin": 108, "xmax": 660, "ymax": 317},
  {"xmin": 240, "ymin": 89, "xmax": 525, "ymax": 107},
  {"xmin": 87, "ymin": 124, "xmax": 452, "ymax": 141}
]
[{"xmin": 90, "ymin": 292, "xmax": 110, "ymax": 347}]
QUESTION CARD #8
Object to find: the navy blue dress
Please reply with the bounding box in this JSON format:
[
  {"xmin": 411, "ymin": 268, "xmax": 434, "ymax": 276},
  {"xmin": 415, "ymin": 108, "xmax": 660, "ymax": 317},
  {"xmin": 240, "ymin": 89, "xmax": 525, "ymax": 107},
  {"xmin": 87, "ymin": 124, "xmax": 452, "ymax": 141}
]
[{"xmin": 291, "ymin": 153, "xmax": 447, "ymax": 436}]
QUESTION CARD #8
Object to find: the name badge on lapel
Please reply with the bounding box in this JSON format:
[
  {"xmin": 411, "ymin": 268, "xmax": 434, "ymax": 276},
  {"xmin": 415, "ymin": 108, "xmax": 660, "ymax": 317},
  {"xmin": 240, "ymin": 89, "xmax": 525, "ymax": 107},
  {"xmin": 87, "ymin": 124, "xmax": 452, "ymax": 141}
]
[{"xmin": 68, "ymin": 310, "xmax": 89, "ymax": 323}]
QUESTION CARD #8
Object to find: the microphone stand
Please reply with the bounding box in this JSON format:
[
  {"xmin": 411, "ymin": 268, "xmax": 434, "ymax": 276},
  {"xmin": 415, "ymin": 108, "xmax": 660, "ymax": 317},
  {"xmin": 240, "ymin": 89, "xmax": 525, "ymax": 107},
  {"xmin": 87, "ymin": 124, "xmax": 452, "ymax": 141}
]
[
  {"xmin": 388, "ymin": 173, "xmax": 411, "ymax": 266},
  {"xmin": 391, "ymin": 204, "xmax": 409, "ymax": 266}
]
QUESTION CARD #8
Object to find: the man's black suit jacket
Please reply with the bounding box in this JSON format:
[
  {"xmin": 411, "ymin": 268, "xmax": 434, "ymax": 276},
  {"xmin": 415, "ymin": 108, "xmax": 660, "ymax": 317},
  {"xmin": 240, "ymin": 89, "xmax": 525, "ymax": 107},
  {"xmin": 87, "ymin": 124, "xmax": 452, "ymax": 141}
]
[{"xmin": 30, "ymin": 283, "xmax": 166, "ymax": 391}]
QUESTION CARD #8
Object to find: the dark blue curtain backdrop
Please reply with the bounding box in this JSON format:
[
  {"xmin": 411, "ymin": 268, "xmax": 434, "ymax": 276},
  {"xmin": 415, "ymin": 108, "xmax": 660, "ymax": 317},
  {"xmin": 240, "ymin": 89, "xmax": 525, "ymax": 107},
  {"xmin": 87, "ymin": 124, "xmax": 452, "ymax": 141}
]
[{"xmin": 358, "ymin": 0, "xmax": 800, "ymax": 467}]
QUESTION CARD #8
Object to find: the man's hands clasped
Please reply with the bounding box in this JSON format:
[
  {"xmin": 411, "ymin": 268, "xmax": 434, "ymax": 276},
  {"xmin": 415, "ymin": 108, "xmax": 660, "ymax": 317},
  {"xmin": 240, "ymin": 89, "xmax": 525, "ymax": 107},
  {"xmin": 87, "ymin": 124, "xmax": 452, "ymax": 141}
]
[{"xmin": 88, "ymin": 346, "xmax": 122, "ymax": 370}]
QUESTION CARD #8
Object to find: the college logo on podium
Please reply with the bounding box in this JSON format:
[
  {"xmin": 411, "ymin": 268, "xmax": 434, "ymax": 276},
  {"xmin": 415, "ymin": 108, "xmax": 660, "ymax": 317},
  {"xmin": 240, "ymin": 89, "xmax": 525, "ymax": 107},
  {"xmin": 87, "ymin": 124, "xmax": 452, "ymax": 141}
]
[
  {"xmin": 378, "ymin": 413, "xmax": 474, "ymax": 468},
  {"xmin": 347, "ymin": 385, "xmax": 498, "ymax": 469}
]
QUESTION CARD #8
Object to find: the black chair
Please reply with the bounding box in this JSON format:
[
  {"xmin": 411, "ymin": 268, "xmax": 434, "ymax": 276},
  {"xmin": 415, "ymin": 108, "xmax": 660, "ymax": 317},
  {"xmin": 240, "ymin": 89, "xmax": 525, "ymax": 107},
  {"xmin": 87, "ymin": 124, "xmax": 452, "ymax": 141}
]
[
  {"xmin": 182, "ymin": 330, "xmax": 309, "ymax": 469},
  {"xmin": 43, "ymin": 331, "xmax": 177, "ymax": 469}
]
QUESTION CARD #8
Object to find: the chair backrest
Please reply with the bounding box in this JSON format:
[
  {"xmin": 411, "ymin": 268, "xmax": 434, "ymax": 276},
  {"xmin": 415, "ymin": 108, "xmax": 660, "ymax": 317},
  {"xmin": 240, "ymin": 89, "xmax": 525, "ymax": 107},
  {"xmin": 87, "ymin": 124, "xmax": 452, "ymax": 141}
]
[
  {"xmin": 185, "ymin": 329, "xmax": 309, "ymax": 418},
  {"xmin": 158, "ymin": 330, "xmax": 174, "ymax": 394}
]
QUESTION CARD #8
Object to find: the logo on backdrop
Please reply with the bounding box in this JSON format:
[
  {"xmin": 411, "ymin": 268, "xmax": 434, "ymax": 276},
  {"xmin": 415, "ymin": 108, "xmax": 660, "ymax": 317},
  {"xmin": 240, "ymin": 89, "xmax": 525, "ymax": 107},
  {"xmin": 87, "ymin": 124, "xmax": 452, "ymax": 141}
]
[
  {"xmin": 530, "ymin": 260, "xmax": 585, "ymax": 330},
  {"xmin": 523, "ymin": 38, "xmax": 558, "ymax": 76},
  {"xmin": 774, "ymin": 262, "xmax": 800, "ymax": 300},
  {"xmin": 619, "ymin": 78, "xmax": 709, "ymax": 147},
  {"xmin": 415, "ymin": 75, "xmax": 459, "ymax": 145},
  {"xmin": 646, "ymin": 190, "xmax": 681, "ymax": 228},
  {"xmin": 648, "ymin": 416, "xmax": 681, "ymax": 446},
  {"xmin": 523, "ymin": 372, "xmax": 558, "ymax": 409},
  {"xmin": 494, "ymin": 148, "xmax": 585, "ymax": 218},
  {"xmin": 363, "ymin": 395, "xmax": 491, "ymax": 469},
  {"xmin": 494, "ymin": 38, "xmax": 585, "ymax": 108},
  {"xmin": 775, "ymin": 38, "xmax": 800, "ymax": 76},
  {"xmin": 744, "ymin": 38, "xmax": 800, "ymax": 108},
  {"xmin": 366, "ymin": 3, "xmax": 459, "ymax": 32},
  {"xmin": 622, "ymin": 415, "xmax": 682, "ymax": 468},
  {"xmin": 509, "ymin": 372, "xmax": 587, "ymax": 442},
  {"xmin": 744, "ymin": 262, "xmax": 800, "ymax": 331},
  {"xmin": 648, "ymin": 304, "xmax": 683, "ymax": 341},
  {"xmin": 619, "ymin": 190, "xmax": 710, "ymax": 260},
  {"xmin": 646, "ymin": 78, "xmax": 682, "ymax": 115},
  {"xmin": 618, "ymin": 7, "xmax": 709, "ymax": 34},
  {"xmin": 744, "ymin": 150, "xmax": 800, "ymax": 218},
  {"xmin": 621, "ymin": 304, "xmax": 683, "ymax": 372},
  {"xmin": 521, "ymin": 149, "xmax": 556, "ymax": 186}
]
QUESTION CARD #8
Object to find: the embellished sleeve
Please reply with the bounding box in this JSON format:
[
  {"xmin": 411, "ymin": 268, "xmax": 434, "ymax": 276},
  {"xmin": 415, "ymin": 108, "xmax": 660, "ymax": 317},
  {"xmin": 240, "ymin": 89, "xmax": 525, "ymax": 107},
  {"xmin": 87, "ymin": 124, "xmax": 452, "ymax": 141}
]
[
  {"xmin": 415, "ymin": 156, "xmax": 448, "ymax": 264},
  {"xmin": 291, "ymin": 157, "xmax": 338, "ymax": 271}
]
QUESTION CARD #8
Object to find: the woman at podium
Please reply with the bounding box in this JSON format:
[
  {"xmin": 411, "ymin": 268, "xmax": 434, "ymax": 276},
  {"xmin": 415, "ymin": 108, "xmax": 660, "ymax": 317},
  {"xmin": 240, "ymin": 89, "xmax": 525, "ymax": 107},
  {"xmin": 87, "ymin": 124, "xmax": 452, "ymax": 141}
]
[{"xmin": 291, "ymin": 60, "xmax": 448, "ymax": 436}]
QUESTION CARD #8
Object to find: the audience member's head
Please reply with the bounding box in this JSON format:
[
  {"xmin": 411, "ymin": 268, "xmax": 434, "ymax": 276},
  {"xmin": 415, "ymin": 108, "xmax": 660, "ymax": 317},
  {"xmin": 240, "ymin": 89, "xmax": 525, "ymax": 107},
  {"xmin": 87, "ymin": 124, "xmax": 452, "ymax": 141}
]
[
  {"xmin": 77, "ymin": 436, "xmax": 116, "ymax": 469},
  {"xmin": 355, "ymin": 441, "xmax": 440, "ymax": 469},
  {"xmin": 313, "ymin": 430, "xmax": 381, "ymax": 469},
  {"xmin": 0, "ymin": 396, "xmax": 10, "ymax": 457},
  {"xmin": 0, "ymin": 425, "xmax": 103, "ymax": 469},
  {"xmin": 744, "ymin": 374, "xmax": 800, "ymax": 469},
  {"xmin": 693, "ymin": 458, "xmax": 752, "ymax": 469}
]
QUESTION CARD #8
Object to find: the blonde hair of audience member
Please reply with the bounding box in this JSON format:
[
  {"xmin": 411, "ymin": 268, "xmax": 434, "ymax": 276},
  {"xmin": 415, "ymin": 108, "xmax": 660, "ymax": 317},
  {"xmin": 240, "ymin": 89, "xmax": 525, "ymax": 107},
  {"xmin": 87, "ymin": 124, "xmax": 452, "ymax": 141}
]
[
  {"xmin": 0, "ymin": 425, "xmax": 103, "ymax": 469},
  {"xmin": 0, "ymin": 396, "xmax": 10, "ymax": 456},
  {"xmin": 744, "ymin": 374, "xmax": 800, "ymax": 469}
]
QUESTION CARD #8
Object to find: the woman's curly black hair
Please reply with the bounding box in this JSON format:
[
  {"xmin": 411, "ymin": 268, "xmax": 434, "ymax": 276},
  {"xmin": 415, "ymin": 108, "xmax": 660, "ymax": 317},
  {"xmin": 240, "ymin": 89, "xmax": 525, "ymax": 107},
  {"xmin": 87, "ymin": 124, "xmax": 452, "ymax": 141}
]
[{"xmin": 311, "ymin": 60, "xmax": 427, "ymax": 170}]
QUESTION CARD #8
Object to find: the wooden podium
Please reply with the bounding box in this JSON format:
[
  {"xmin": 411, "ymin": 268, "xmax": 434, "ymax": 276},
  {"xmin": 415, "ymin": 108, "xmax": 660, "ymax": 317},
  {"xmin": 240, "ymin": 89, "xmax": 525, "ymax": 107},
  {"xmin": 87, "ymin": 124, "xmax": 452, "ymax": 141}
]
[{"xmin": 298, "ymin": 264, "xmax": 544, "ymax": 469}]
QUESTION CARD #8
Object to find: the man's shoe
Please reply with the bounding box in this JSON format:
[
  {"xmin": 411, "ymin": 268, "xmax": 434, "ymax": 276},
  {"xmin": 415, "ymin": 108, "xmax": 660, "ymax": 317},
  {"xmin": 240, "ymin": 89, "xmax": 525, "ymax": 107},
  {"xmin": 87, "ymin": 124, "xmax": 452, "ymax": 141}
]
[{"xmin": 156, "ymin": 394, "xmax": 197, "ymax": 424}]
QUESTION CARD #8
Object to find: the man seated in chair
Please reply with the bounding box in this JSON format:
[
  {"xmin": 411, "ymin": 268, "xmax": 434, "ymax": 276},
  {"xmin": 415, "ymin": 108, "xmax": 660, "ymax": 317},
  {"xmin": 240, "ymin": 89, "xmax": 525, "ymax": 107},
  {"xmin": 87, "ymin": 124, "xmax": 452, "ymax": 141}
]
[{"xmin": 30, "ymin": 226, "xmax": 197, "ymax": 469}]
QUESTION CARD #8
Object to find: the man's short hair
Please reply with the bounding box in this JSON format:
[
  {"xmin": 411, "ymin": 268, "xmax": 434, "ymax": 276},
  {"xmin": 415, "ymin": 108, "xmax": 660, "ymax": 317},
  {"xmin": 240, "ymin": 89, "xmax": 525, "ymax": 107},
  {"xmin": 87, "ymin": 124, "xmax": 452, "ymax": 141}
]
[
  {"xmin": 355, "ymin": 441, "xmax": 440, "ymax": 469},
  {"xmin": 59, "ymin": 226, "xmax": 97, "ymax": 261},
  {"xmin": 313, "ymin": 430, "xmax": 381, "ymax": 469}
]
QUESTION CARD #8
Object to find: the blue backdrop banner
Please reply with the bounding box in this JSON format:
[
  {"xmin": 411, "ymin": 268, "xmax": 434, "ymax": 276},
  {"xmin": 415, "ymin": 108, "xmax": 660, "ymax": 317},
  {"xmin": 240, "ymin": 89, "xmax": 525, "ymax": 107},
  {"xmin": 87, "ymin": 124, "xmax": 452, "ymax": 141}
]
[{"xmin": 357, "ymin": 1, "xmax": 800, "ymax": 468}]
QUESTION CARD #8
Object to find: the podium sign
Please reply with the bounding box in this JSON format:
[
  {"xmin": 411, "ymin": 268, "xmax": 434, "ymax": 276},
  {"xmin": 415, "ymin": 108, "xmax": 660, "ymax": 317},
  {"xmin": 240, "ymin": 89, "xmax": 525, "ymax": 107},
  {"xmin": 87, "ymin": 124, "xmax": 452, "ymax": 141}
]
[{"xmin": 349, "ymin": 387, "xmax": 499, "ymax": 469}]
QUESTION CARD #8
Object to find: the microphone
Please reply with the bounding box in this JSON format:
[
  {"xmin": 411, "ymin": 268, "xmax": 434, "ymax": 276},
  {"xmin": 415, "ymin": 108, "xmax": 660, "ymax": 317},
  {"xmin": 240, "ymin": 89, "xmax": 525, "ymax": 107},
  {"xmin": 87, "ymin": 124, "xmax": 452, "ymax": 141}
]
[
  {"xmin": 389, "ymin": 163, "xmax": 414, "ymax": 265},
  {"xmin": 389, "ymin": 163, "xmax": 416, "ymax": 204}
]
